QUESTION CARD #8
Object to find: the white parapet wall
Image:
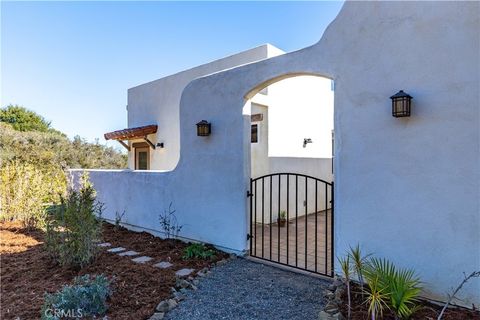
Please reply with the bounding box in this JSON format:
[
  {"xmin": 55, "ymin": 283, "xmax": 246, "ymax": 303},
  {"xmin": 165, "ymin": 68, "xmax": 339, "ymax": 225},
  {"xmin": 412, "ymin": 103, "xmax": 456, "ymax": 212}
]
[{"xmin": 126, "ymin": 44, "xmax": 285, "ymax": 171}]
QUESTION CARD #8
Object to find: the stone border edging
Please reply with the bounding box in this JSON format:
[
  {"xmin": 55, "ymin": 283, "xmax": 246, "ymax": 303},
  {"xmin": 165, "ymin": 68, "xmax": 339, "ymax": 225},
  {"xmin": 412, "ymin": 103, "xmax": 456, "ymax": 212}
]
[{"xmin": 318, "ymin": 276, "xmax": 346, "ymax": 320}]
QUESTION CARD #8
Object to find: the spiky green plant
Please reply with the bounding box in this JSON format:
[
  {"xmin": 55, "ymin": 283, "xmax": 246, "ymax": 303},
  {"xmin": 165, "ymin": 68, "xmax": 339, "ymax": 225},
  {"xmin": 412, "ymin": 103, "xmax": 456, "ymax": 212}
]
[
  {"xmin": 364, "ymin": 257, "xmax": 422, "ymax": 320},
  {"xmin": 365, "ymin": 274, "xmax": 389, "ymax": 320},
  {"xmin": 389, "ymin": 268, "xmax": 421, "ymax": 319},
  {"xmin": 348, "ymin": 244, "xmax": 370, "ymax": 292},
  {"xmin": 339, "ymin": 255, "xmax": 352, "ymax": 319}
]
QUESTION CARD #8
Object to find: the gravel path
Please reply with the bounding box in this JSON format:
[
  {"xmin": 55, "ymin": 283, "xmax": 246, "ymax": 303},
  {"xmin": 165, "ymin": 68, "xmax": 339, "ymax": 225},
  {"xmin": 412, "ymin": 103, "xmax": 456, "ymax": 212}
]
[{"xmin": 165, "ymin": 257, "xmax": 330, "ymax": 320}]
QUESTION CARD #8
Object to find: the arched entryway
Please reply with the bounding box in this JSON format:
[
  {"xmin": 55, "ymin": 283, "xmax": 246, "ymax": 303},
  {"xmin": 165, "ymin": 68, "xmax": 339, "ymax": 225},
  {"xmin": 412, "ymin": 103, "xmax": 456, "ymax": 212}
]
[{"xmin": 243, "ymin": 74, "xmax": 335, "ymax": 277}]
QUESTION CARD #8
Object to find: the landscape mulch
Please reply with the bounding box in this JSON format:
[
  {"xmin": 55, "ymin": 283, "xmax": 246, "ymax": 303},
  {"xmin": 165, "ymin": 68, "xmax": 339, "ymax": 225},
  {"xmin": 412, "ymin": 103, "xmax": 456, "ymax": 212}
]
[
  {"xmin": 0, "ymin": 221, "xmax": 228, "ymax": 320},
  {"xmin": 339, "ymin": 282, "xmax": 480, "ymax": 320}
]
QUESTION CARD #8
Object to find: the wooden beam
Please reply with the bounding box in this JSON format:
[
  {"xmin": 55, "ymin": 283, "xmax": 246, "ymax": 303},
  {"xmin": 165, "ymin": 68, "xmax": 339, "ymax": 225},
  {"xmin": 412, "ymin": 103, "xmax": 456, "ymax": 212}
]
[
  {"xmin": 118, "ymin": 140, "xmax": 131, "ymax": 151},
  {"xmin": 143, "ymin": 136, "xmax": 156, "ymax": 149},
  {"xmin": 104, "ymin": 124, "xmax": 158, "ymax": 141},
  {"xmin": 132, "ymin": 142, "xmax": 149, "ymax": 148}
]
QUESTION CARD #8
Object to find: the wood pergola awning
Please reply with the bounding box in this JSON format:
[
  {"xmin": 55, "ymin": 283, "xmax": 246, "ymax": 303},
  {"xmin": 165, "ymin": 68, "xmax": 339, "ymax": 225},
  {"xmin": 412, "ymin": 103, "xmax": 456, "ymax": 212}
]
[{"xmin": 104, "ymin": 124, "xmax": 158, "ymax": 151}]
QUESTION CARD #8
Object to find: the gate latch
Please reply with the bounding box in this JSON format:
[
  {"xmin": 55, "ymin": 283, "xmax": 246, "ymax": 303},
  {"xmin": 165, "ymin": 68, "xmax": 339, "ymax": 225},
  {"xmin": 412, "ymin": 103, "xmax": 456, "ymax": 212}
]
[
  {"xmin": 246, "ymin": 191, "xmax": 253, "ymax": 198},
  {"xmin": 247, "ymin": 234, "xmax": 253, "ymax": 240}
]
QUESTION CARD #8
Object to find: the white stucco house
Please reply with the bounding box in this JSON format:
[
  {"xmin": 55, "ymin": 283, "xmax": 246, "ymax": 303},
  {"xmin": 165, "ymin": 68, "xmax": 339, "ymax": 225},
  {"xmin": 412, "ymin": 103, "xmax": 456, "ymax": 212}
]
[{"xmin": 73, "ymin": 1, "xmax": 480, "ymax": 307}]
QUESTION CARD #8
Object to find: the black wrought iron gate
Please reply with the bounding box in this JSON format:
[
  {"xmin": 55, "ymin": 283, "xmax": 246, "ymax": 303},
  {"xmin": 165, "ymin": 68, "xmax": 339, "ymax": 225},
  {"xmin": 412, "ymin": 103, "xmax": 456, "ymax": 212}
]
[{"xmin": 248, "ymin": 173, "xmax": 334, "ymax": 277}]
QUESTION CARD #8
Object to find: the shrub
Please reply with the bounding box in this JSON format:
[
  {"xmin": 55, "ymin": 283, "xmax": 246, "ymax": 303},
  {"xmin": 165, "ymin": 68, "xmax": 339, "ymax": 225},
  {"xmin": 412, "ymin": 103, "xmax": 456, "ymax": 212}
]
[
  {"xmin": 45, "ymin": 173, "xmax": 103, "ymax": 269},
  {"xmin": 364, "ymin": 257, "xmax": 422, "ymax": 320},
  {"xmin": 0, "ymin": 161, "xmax": 66, "ymax": 228},
  {"xmin": 41, "ymin": 274, "xmax": 110, "ymax": 320},
  {"xmin": 0, "ymin": 118, "xmax": 127, "ymax": 170},
  {"xmin": 183, "ymin": 243, "xmax": 216, "ymax": 260}
]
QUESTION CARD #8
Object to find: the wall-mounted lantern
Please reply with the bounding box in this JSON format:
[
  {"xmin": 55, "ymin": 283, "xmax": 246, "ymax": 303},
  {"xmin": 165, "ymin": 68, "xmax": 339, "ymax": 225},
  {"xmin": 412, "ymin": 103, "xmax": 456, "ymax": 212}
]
[
  {"xmin": 196, "ymin": 120, "xmax": 211, "ymax": 136},
  {"xmin": 390, "ymin": 90, "xmax": 412, "ymax": 117}
]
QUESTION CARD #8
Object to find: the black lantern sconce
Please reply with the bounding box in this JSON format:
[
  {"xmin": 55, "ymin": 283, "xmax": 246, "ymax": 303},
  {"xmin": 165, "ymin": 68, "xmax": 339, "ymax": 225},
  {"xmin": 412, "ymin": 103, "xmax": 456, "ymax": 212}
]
[
  {"xmin": 196, "ymin": 120, "xmax": 211, "ymax": 136},
  {"xmin": 390, "ymin": 90, "xmax": 412, "ymax": 117}
]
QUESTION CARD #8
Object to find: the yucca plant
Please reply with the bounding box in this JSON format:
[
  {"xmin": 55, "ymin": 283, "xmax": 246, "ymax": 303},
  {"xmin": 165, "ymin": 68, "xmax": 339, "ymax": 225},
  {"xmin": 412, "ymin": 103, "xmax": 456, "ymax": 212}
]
[
  {"xmin": 364, "ymin": 257, "xmax": 422, "ymax": 320},
  {"xmin": 365, "ymin": 274, "xmax": 389, "ymax": 320},
  {"xmin": 339, "ymin": 255, "xmax": 352, "ymax": 319},
  {"xmin": 348, "ymin": 244, "xmax": 370, "ymax": 293}
]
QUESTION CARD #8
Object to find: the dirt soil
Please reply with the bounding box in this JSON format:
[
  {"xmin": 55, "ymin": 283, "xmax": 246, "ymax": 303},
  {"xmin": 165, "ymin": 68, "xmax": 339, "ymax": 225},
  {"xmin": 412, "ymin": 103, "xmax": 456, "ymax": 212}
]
[
  {"xmin": 1, "ymin": 221, "xmax": 228, "ymax": 320},
  {"xmin": 339, "ymin": 282, "xmax": 480, "ymax": 320}
]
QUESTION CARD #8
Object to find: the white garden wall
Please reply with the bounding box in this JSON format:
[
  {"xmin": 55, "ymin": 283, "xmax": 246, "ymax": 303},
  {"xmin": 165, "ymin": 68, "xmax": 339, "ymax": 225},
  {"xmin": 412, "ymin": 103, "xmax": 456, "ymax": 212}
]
[{"xmin": 73, "ymin": 1, "xmax": 479, "ymax": 305}]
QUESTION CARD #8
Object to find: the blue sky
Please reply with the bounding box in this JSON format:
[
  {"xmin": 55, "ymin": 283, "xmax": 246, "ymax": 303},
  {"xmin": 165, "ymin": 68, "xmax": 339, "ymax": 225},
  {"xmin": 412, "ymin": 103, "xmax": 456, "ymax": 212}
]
[{"xmin": 1, "ymin": 1, "xmax": 343, "ymax": 148}]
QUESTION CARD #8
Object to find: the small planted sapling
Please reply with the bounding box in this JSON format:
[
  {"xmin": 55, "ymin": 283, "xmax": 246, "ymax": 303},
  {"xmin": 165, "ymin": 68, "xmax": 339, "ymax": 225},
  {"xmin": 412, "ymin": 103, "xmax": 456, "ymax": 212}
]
[
  {"xmin": 348, "ymin": 244, "xmax": 371, "ymax": 295},
  {"xmin": 158, "ymin": 202, "xmax": 183, "ymax": 239},
  {"xmin": 437, "ymin": 270, "xmax": 480, "ymax": 320},
  {"xmin": 365, "ymin": 274, "xmax": 389, "ymax": 320},
  {"xmin": 45, "ymin": 173, "xmax": 103, "ymax": 269},
  {"xmin": 114, "ymin": 210, "xmax": 126, "ymax": 231}
]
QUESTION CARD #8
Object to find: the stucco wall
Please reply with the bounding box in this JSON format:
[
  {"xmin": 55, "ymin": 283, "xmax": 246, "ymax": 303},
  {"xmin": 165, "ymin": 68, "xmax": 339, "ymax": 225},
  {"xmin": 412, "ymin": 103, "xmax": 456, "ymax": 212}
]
[
  {"xmin": 329, "ymin": 2, "xmax": 480, "ymax": 304},
  {"xmin": 76, "ymin": 1, "xmax": 479, "ymax": 305},
  {"xmin": 176, "ymin": 1, "xmax": 479, "ymax": 304}
]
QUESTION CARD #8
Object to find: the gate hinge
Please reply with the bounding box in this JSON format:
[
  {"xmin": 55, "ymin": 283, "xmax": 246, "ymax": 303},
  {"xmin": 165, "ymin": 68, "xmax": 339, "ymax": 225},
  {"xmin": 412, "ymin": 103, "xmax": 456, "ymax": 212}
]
[
  {"xmin": 246, "ymin": 191, "xmax": 253, "ymax": 198},
  {"xmin": 247, "ymin": 234, "xmax": 253, "ymax": 240}
]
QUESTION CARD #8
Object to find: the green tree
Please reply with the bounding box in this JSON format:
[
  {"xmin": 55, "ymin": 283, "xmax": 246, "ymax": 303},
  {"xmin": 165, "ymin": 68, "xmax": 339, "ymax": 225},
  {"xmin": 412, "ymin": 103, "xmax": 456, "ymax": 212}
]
[{"xmin": 0, "ymin": 105, "xmax": 55, "ymax": 132}]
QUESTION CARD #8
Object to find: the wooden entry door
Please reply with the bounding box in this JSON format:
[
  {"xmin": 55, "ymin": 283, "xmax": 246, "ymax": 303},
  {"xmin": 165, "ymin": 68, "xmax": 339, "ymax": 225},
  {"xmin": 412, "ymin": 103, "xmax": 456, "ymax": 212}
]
[{"xmin": 135, "ymin": 146, "xmax": 150, "ymax": 170}]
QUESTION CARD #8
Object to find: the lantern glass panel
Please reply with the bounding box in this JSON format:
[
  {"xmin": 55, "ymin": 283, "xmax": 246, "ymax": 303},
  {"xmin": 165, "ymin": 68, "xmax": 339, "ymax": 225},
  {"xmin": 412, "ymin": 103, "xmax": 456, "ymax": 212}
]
[
  {"xmin": 196, "ymin": 121, "xmax": 211, "ymax": 136},
  {"xmin": 391, "ymin": 91, "xmax": 411, "ymax": 117}
]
